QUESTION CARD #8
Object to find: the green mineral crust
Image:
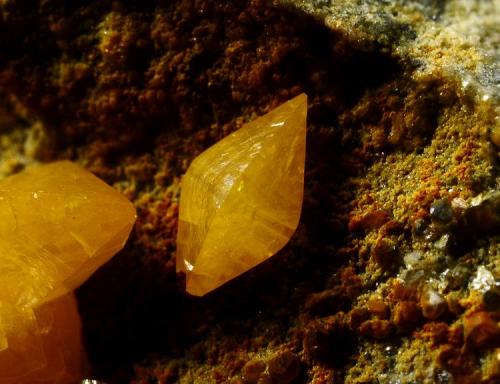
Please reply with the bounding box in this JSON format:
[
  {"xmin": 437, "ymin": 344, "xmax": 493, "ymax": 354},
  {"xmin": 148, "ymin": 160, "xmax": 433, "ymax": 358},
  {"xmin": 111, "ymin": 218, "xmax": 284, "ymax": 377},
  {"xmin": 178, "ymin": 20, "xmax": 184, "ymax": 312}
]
[{"xmin": 0, "ymin": 0, "xmax": 498, "ymax": 383}]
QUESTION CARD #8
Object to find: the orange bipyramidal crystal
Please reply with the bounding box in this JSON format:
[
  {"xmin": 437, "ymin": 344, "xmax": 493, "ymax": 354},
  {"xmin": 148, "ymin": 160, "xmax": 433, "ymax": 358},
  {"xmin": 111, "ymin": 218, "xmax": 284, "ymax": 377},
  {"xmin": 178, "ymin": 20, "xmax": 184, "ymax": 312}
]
[
  {"xmin": 0, "ymin": 161, "xmax": 136, "ymax": 383},
  {"xmin": 177, "ymin": 93, "xmax": 307, "ymax": 296}
]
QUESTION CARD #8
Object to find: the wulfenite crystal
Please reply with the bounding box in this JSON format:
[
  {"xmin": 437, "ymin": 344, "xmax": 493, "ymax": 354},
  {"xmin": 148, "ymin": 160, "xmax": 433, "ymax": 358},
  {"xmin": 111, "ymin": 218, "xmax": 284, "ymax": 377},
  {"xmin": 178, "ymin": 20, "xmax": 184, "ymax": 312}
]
[
  {"xmin": 0, "ymin": 294, "xmax": 85, "ymax": 384},
  {"xmin": 0, "ymin": 161, "xmax": 136, "ymax": 383},
  {"xmin": 177, "ymin": 94, "xmax": 307, "ymax": 296}
]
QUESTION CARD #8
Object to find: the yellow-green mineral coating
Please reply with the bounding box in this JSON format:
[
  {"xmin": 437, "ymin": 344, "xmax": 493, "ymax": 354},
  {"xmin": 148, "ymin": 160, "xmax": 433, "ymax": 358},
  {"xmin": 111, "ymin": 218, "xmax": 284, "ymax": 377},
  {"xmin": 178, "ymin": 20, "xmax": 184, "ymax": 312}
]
[{"xmin": 177, "ymin": 94, "xmax": 307, "ymax": 296}]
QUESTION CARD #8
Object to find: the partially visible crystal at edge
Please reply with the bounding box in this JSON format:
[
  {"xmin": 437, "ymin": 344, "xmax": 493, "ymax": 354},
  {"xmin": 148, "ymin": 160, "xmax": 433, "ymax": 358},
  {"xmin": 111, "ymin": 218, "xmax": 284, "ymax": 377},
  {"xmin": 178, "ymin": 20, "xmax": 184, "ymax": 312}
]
[
  {"xmin": 0, "ymin": 161, "xmax": 137, "ymax": 383},
  {"xmin": 177, "ymin": 94, "xmax": 307, "ymax": 296},
  {"xmin": 0, "ymin": 293, "xmax": 85, "ymax": 384}
]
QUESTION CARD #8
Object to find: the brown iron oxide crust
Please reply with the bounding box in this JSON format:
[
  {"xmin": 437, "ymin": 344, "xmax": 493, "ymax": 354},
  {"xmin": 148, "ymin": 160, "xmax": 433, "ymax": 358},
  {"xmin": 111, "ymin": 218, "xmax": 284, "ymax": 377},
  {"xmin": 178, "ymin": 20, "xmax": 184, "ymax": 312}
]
[{"xmin": 0, "ymin": 0, "xmax": 498, "ymax": 383}]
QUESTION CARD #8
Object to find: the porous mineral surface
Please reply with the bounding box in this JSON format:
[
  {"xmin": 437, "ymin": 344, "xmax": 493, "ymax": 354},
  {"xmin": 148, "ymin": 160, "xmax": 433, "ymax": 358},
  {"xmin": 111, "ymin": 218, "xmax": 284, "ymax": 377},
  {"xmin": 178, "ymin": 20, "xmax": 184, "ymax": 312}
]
[{"xmin": 0, "ymin": 0, "xmax": 498, "ymax": 383}]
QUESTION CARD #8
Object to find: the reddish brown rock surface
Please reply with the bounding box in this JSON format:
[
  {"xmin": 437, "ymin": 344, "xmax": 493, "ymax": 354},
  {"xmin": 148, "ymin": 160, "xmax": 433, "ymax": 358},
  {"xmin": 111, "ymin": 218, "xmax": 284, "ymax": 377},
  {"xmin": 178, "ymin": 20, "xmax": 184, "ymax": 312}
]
[{"xmin": 0, "ymin": 0, "xmax": 498, "ymax": 383}]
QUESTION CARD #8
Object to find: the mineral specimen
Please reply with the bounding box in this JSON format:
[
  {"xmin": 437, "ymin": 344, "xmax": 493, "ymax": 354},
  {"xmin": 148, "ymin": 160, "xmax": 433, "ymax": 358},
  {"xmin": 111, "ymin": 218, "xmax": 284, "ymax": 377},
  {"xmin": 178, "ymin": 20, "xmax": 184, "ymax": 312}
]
[
  {"xmin": 0, "ymin": 161, "xmax": 137, "ymax": 305},
  {"xmin": 177, "ymin": 94, "xmax": 307, "ymax": 296},
  {"xmin": 0, "ymin": 294, "xmax": 85, "ymax": 384},
  {"xmin": 0, "ymin": 161, "xmax": 136, "ymax": 383},
  {"xmin": 1, "ymin": 0, "xmax": 499, "ymax": 381}
]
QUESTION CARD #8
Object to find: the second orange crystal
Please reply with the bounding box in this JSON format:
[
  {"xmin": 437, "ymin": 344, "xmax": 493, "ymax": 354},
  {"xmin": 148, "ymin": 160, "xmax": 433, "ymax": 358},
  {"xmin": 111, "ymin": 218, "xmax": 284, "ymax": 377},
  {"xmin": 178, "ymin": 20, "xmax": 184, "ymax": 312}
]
[
  {"xmin": 0, "ymin": 161, "xmax": 137, "ymax": 383},
  {"xmin": 177, "ymin": 94, "xmax": 307, "ymax": 296}
]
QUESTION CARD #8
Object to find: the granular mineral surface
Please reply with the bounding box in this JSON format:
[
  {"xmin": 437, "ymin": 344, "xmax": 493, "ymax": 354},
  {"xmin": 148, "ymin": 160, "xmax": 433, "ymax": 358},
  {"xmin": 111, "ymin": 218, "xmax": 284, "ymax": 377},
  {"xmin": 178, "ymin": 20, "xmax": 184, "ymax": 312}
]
[{"xmin": 0, "ymin": 0, "xmax": 498, "ymax": 383}]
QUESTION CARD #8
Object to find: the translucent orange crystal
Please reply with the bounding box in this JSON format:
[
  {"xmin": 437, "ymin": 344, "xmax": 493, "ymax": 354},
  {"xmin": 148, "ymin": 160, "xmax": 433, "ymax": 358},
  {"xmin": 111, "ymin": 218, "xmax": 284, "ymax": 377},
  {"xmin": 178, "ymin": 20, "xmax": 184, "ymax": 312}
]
[
  {"xmin": 0, "ymin": 161, "xmax": 136, "ymax": 383},
  {"xmin": 177, "ymin": 94, "xmax": 307, "ymax": 296},
  {"xmin": 0, "ymin": 294, "xmax": 85, "ymax": 384}
]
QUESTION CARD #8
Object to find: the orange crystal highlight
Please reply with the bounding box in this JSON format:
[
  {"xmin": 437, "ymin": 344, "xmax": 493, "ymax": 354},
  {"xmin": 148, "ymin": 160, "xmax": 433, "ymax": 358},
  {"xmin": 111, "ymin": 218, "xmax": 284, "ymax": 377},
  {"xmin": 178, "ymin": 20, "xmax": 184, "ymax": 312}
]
[
  {"xmin": 0, "ymin": 294, "xmax": 85, "ymax": 384},
  {"xmin": 177, "ymin": 94, "xmax": 307, "ymax": 296},
  {"xmin": 0, "ymin": 161, "xmax": 137, "ymax": 306},
  {"xmin": 0, "ymin": 161, "xmax": 137, "ymax": 383}
]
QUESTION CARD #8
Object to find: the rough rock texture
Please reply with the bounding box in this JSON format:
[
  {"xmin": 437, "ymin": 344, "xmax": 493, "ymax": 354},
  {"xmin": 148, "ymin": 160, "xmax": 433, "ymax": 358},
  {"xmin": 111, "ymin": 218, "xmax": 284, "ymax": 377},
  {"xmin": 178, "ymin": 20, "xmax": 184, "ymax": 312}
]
[{"xmin": 0, "ymin": 0, "xmax": 498, "ymax": 383}]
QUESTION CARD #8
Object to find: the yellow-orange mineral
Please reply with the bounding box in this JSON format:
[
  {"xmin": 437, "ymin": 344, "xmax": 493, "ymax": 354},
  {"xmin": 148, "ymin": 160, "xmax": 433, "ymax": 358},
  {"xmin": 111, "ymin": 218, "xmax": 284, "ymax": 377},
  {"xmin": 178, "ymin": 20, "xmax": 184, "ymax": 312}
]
[
  {"xmin": 177, "ymin": 93, "xmax": 307, "ymax": 296},
  {"xmin": 0, "ymin": 161, "xmax": 136, "ymax": 383},
  {"xmin": 0, "ymin": 294, "xmax": 85, "ymax": 384}
]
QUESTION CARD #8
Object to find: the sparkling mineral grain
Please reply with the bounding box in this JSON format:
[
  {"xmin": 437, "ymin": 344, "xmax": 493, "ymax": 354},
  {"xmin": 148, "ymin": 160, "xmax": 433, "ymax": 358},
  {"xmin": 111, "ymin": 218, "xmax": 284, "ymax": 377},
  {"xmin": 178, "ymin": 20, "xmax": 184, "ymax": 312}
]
[
  {"xmin": 0, "ymin": 161, "xmax": 136, "ymax": 383},
  {"xmin": 177, "ymin": 94, "xmax": 307, "ymax": 296}
]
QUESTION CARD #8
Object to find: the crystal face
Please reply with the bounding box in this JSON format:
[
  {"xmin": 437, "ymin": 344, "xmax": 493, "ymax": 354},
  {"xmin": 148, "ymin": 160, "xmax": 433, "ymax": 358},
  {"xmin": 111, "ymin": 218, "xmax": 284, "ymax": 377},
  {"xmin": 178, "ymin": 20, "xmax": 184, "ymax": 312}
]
[
  {"xmin": 177, "ymin": 94, "xmax": 307, "ymax": 296},
  {"xmin": 0, "ymin": 161, "xmax": 136, "ymax": 383},
  {"xmin": 0, "ymin": 161, "xmax": 137, "ymax": 306},
  {"xmin": 0, "ymin": 293, "xmax": 85, "ymax": 384}
]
